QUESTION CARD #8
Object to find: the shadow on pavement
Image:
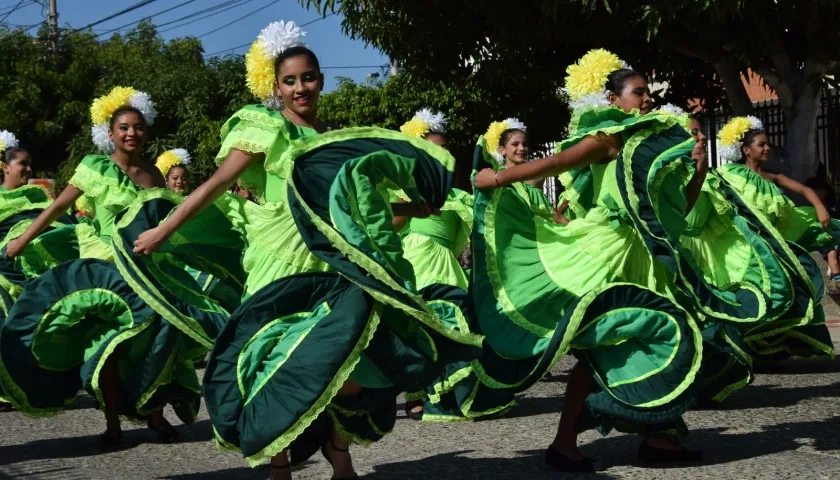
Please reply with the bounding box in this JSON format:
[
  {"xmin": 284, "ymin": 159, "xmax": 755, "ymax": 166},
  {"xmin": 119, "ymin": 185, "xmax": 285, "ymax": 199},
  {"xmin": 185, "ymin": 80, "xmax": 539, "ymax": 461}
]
[
  {"xmin": 584, "ymin": 416, "xmax": 840, "ymax": 469},
  {"xmin": 361, "ymin": 449, "xmax": 620, "ymax": 480},
  {"xmin": 0, "ymin": 420, "xmax": 214, "ymax": 466},
  {"xmin": 160, "ymin": 466, "xmax": 267, "ymax": 480},
  {"xmin": 720, "ymin": 380, "xmax": 840, "ymax": 410}
]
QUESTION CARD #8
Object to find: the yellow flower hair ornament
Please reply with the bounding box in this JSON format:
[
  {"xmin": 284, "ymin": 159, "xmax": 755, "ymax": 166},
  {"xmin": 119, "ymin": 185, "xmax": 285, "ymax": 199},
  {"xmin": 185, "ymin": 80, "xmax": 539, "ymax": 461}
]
[
  {"xmin": 717, "ymin": 116, "xmax": 763, "ymax": 163},
  {"xmin": 562, "ymin": 48, "xmax": 631, "ymax": 111},
  {"xmin": 90, "ymin": 86, "xmax": 157, "ymax": 154},
  {"xmin": 246, "ymin": 20, "xmax": 306, "ymax": 109},
  {"xmin": 0, "ymin": 130, "xmax": 19, "ymax": 164},
  {"xmin": 400, "ymin": 109, "xmax": 447, "ymax": 138},
  {"xmin": 155, "ymin": 148, "xmax": 191, "ymax": 177},
  {"xmin": 484, "ymin": 118, "xmax": 526, "ymax": 164}
]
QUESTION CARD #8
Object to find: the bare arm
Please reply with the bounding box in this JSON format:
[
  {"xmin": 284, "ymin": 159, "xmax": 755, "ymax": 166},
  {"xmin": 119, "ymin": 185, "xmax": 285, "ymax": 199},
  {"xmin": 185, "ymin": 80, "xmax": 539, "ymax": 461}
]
[
  {"xmin": 773, "ymin": 173, "xmax": 830, "ymax": 227},
  {"xmin": 6, "ymin": 185, "xmax": 82, "ymax": 257},
  {"xmin": 474, "ymin": 135, "xmax": 614, "ymax": 188},
  {"xmin": 132, "ymin": 149, "xmax": 258, "ymax": 254},
  {"xmin": 160, "ymin": 150, "xmax": 257, "ymax": 237}
]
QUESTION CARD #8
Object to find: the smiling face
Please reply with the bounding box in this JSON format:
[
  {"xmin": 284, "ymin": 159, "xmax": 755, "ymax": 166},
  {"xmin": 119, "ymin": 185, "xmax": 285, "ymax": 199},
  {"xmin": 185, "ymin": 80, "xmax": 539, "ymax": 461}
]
[
  {"xmin": 608, "ymin": 74, "xmax": 653, "ymax": 114},
  {"xmin": 3, "ymin": 149, "xmax": 32, "ymax": 189},
  {"xmin": 166, "ymin": 165, "xmax": 188, "ymax": 194},
  {"xmin": 742, "ymin": 132, "xmax": 771, "ymax": 163},
  {"xmin": 275, "ymin": 53, "xmax": 324, "ymax": 118},
  {"xmin": 499, "ymin": 130, "xmax": 528, "ymax": 167},
  {"xmin": 109, "ymin": 110, "xmax": 147, "ymax": 153}
]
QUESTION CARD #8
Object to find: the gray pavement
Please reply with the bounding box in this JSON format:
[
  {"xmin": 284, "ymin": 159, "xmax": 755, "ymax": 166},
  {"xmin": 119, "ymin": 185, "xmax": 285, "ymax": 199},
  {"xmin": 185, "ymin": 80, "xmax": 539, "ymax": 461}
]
[{"xmin": 2, "ymin": 331, "xmax": 840, "ymax": 480}]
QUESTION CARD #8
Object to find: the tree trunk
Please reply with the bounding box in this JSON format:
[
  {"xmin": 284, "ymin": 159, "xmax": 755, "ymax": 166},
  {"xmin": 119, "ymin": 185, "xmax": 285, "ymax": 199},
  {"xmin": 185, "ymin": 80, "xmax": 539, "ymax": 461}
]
[
  {"xmin": 714, "ymin": 57, "xmax": 754, "ymax": 115},
  {"xmin": 783, "ymin": 91, "xmax": 822, "ymax": 182}
]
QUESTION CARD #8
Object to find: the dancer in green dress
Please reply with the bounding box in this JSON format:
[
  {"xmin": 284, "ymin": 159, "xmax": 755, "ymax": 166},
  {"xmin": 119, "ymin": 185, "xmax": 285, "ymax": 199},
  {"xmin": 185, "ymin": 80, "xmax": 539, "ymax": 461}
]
[
  {"xmin": 130, "ymin": 21, "xmax": 478, "ymax": 480},
  {"xmin": 0, "ymin": 87, "xmax": 191, "ymax": 446},
  {"xmin": 471, "ymin": 49, "xmax": 765, "ymax": 471},
  {"xmin": 712, "ymin": 116, "xmax": 835, "ymax": 364},
  {"xmin": 156, "ymin": 148, "xmax": 191, "ymax": 195}
]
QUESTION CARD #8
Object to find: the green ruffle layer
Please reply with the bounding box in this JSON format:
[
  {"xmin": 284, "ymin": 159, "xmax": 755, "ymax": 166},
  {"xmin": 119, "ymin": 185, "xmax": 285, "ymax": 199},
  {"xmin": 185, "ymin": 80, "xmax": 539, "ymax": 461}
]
[
  {"xmin": 205, "ymin": 127, "xmax": 484, "ymax": 464},
  {"xmin": 0, "ymin": 259, "xmax": 202, "ymax": 423}
]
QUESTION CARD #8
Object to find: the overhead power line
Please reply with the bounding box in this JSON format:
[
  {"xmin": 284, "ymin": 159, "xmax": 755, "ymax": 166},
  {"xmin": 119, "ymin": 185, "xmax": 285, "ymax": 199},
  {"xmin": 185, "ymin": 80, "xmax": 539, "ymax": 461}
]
[
  {"xmin": 71, "ymin": 0, "xmax": 161, "ymax": 33},
  {"xmin": 0, "ymin": 0, "xmax": 33, "ymax": 25},
  {"xmin": 157, "ymin": 0, "xmax": 256, "ymax": 35},
  {"xmin": 100, "ymin": 0, "xmax": 254, "ymax": 38},
  {"xmin": 196, "ymin": 0, "xmax": 278, "ymax": 39},
  {"xmin": 203, "ymin": 12, "xmax": 335, "ymax": 57},
  {"xmin": 91, "ymin": 0, "xmax": 198, "ymax": 37}
]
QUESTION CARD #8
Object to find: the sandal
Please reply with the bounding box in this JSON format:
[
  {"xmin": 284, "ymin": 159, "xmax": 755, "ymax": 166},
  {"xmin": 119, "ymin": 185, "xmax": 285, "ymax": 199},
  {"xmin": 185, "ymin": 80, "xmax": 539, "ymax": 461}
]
[
  {"xmin": 321, "ymin": 437, "xmax": 359, "ymax": 480},
  {"xmin": 147, "ymin": 418, "xmax": 180, "ymax": 443},
  {"xmin": 544, "ymin": 445, "xmax": 595, "ymax": 473}
]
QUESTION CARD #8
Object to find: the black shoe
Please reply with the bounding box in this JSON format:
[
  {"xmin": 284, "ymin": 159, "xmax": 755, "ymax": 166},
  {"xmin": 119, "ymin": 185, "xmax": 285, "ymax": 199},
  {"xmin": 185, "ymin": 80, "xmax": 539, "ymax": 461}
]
[
  {"xmin": 544, "ymin": 445, "xmax": 595, "ymax": 473},
  {"xmin": 321, "ymin": 437, "xmax": 359, "ymax": 480},
  {"xmin": 638, "ymin": 442, "xmax": 703, "ymax": 466}
]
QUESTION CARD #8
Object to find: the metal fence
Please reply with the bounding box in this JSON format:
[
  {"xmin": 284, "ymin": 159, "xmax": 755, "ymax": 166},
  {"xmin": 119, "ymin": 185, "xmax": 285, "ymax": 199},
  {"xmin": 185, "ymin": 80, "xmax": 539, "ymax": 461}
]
[{"xmin": 700, "ymin": 90, "xmax": 840, "ymax": 179}]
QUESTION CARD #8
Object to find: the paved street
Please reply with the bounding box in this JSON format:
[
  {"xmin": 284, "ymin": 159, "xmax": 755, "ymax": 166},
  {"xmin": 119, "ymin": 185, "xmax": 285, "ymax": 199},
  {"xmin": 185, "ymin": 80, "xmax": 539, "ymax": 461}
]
[{"xmin": 4, "ymin": 265, "xmax": 840, "ymax": 480}]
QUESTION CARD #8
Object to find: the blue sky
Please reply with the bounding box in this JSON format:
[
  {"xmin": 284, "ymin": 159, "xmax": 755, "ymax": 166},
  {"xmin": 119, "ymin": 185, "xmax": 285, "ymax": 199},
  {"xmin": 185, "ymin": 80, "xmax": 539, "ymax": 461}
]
[{"xmin": 4, "ymin": 0, "xmax": 389, "ymax": 91}]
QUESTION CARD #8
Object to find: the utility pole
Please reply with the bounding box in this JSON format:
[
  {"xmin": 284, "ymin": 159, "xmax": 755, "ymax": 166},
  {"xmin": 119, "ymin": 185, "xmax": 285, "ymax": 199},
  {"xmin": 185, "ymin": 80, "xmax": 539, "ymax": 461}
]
[{"xmin": 48, "ymin": 0, "xmax": 59, "ymax": 53}]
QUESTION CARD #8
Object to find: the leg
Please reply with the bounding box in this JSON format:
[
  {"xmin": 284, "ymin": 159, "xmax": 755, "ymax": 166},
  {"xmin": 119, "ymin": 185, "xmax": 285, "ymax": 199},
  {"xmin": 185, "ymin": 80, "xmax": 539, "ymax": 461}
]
[
  {"xmin": 550, "ymin": 361, "xmax": 594, "ymax": 459},
  {"xmin": 147, "ymin": 408, "xmax": 179, "ymax": 443},
  {"xmin": 269, "ymin": 451, "xmax": 292, "ymax": 480},
  {"xmin": 828, "ymin": 248, "xmax": 840, "ymax": 276},
  {"xmin": 99, "ymin": 351, "xmax": 122, "ymax": 446},
  {"xmin": 321, "ymin": 380, "xmax": 360, "ymax": 479}
]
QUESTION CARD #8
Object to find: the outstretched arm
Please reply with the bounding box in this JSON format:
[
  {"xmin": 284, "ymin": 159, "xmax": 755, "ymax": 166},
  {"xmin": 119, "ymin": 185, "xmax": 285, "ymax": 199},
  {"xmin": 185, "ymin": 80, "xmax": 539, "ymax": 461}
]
[
  {"xmin": 773, "ymin": 173, "xmax": 831, "ymax": 228},
  {"xmin": 473, "ymin": 135, "xmax": 614, "ymax": 189},
  {"xmin": 5, "ymin": 185, "xmax": 83, "ymax": 257},
  {"xmin": 133, "ymin": 149, "xmax": 259, "ymax": 254}
]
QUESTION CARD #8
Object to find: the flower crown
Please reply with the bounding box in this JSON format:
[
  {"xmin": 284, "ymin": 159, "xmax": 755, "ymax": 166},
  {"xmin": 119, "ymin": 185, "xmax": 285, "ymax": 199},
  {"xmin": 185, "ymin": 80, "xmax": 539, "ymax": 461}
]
[
  {"xmin": 246, "ymin": 21, "xmax": 306, "ymax": 109},
  {"xmin": 155, "ymin": 148, "xmax": 191, "ymax": 177},
  {"xmin": 562, "ymin": 49, "xmax": 632, "ymax": 112},
  {"xmin": 0, "ymin": 130, "xmax": 19, "ymax": 164},
  {"xmin": 400, "ymin": 109, "xmax": 447, "ymax": 138},
  {"xmin": 484, "ymin": 118, "xmax": 527, "ymax": 165},
  {"xmin": 717, "ymin": 116, "xmax": 764, "ymax": 163},
  {"xmin": 90, "ymin": 86, "xmax": 157, "ymax": 153}
]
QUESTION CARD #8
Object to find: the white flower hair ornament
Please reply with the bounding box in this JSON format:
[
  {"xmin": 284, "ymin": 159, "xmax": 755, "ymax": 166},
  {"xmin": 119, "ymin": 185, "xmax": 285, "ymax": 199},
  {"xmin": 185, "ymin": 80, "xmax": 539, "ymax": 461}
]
[
  {"xmin": 245, "ymin": 21, "xmax": 307, "ymax": 109},
  {"xmin": 89, "ymin": 87, "xmax": 157, "ymax": 153},
  {"xmin": 0, "ymin": 130, "xmax": 19, "ymax": 155},
  {"xmin": 717, "ymin": 115, "xmax": 764, "ymax": 164},
  {"xmin": 400, "ymin": 109, "xmax": 448, "ymax": 138},
  {"xmin": 657, "ymin": 104, "xmax": 685, "ymax": 116},
  {"xmin": 484, "ymin": 118, "xmax": 527, "ymax": 165},
  {"xmin": 562, "ymin": 49, "xmax": 632, "ymax": 112}
]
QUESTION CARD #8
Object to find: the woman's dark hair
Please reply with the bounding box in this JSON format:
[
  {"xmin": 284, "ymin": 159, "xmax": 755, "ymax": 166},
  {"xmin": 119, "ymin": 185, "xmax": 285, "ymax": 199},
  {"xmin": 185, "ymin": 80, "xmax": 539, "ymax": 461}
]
[
  {"xmin": 3, "ymin": 147, "xmax": 27, "ymax": 164},
  {"xmin": 109, "ymin": 105, "xmax": 146, "ymax": 129},
  {"xmin": 605, "ymin": 68, "xmax": 644, "ymax": 95},
  {"xmin": 274, "ymin": 46, "xmax": 321, "ymax": 76},
  {"xmin": 499, "ymin": 128, "xmax": 526, "ymax": 148},
  {"xmin": 738, "ymin": 129, "xmax": 766, "ymax": 163}
]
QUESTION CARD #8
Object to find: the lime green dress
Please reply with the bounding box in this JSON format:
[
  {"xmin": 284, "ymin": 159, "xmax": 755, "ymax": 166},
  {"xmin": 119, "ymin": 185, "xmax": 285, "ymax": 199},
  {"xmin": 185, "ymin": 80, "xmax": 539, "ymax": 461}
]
[
  {"xmin": 0, "ymin": 155, "xmax": 212, "ymax": 424},
  {"xmin": 713, "ymin": 163, "xmax": 835, "ymax": 362},
  {"xmin": 470, "ymin": 107, "xmax": 769, "ymax": 436},
  {"xmin": 0, "ymin": 185, "xmax": 78, "ymax": 305}
]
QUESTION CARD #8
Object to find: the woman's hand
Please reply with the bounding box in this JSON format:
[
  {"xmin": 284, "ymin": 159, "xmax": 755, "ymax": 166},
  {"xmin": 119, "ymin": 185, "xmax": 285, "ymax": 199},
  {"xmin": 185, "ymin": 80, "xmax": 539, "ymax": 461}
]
[
  {"xmin": 554, "ymin": 208, "xmax": 570, "ymax": 225},
  {"xmin": 133, "ymin": 226, "xmax": 171, "ymax": 255},
  {"xmin": 473, "ymin": 168, "xmax": 498, "ymax": 189},
  {"xmin": 5, "ymin": 237, "xmax": 26, "ymax": 258},
  {"xmin": 817, "ymin": 206, "xmax": 831, "ymax": 229},
  {"xmin": 691, "ymin": 140, "xmax": 708, "ymax": 173}
]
